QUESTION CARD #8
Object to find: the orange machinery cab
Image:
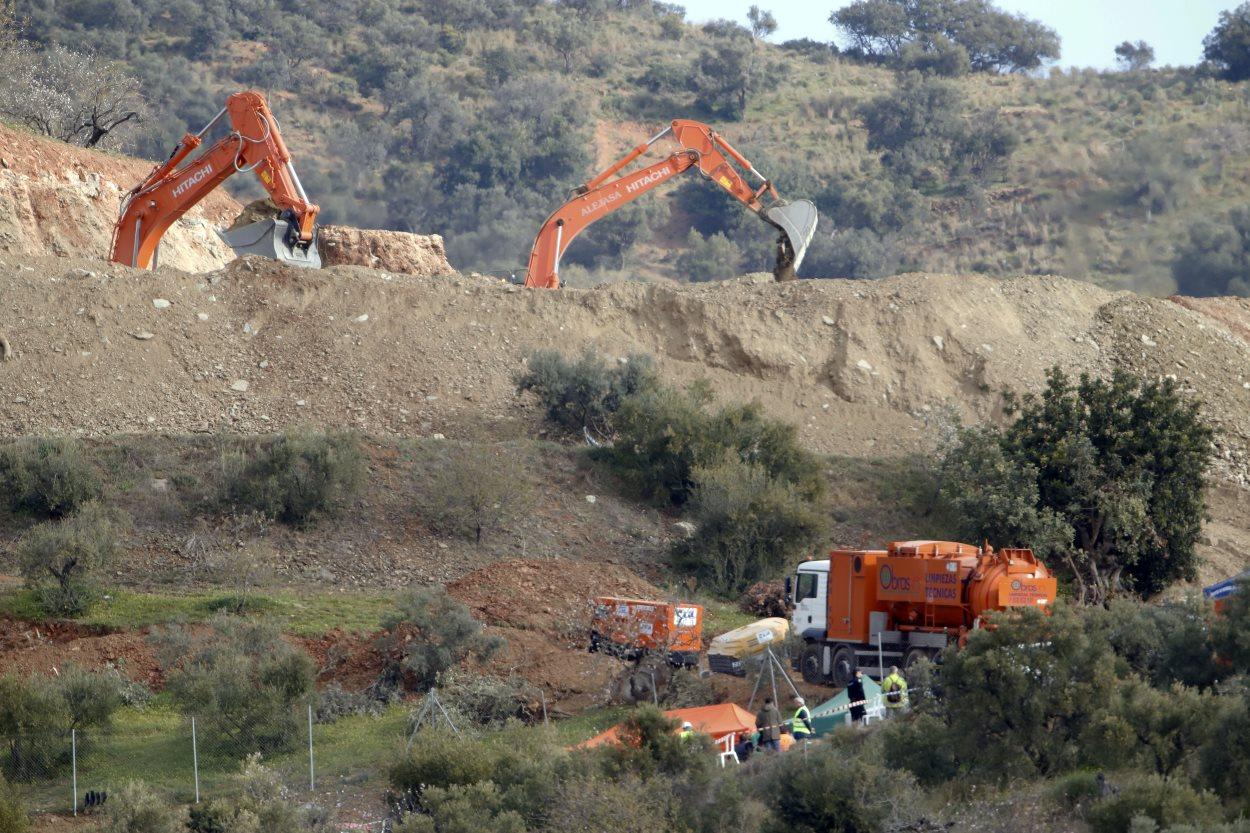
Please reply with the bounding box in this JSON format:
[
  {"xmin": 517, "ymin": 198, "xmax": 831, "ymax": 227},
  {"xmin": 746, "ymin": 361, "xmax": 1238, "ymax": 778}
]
[
  {"xmin": 825, "ymin": 541, "xmax": 1057, "ymax": 646},
  {"xmin": 589, "ymin": 596, "xmax": 703, "ymax": 667}
]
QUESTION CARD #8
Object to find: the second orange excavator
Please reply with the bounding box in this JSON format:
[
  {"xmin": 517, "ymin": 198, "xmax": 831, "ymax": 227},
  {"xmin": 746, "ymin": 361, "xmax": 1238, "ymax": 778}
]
[
  {"xmin": 110, "ymin": 90, "xmax": 320, "ymax": 270},
  {"xmin": 524, "ymin": 119, "xmax": 818, "ymax": 289}
]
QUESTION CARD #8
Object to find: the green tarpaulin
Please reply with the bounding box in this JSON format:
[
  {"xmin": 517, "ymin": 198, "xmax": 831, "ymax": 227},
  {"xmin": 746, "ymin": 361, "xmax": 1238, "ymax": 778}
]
[{"xmin": 808, "ymin": 676, "xmax": 882, "ymax": 736}]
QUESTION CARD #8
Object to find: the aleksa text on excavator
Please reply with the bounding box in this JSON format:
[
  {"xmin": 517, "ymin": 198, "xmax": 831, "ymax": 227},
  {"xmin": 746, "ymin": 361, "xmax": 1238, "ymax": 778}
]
[{"xmin": 524, "ymin": 119, "xmax": 818, "ymax": 289}]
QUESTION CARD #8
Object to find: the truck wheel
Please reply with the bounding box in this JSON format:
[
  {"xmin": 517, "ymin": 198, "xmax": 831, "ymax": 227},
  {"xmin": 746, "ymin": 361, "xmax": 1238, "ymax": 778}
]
[
  {"xmin": 904, "ymin": 647, "xmax": 929, "ymax": 670},
  {"xmin": 799, "ymin": 644, "xmax": 824, "ymax": 685},
  {"xmin": 831, "ymin": 645, "xmax": 855, "ymax": 689}
]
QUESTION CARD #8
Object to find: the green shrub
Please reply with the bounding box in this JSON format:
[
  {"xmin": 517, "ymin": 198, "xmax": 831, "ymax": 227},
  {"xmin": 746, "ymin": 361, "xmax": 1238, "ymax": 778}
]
[
  {"xmin": 414, "ymin": 445, "xmax": 531, "ymax": 544},
  {"xmin": 17, "ymin": 502, "xmax": 120, "ymax": 616},
  {"xmin": 671, "ymin": 457, "xmax": 825, "ymax": 594},
  {"xmin": 151, "ymin": 615, "xmax": 315, "ymax": 752},
  {"xmin": 315, "ymin": 682, "xmax": 386, "ymax": 723},
  {"xmin": 0, "ymin": 669, "xmax": 123, "ymax": 782},
  {"xmin": 1199, "ymin": 687, "xmax": 1250, "ymax": 806},
  {"xmin": 393, "ymin": 782, "xmax": 526, "ymax": 833},
  {"xmin": 599, "ymin": 705, "xmax": 712, "ymax": 779},
  {"xmin": 221, "ymin": 430, "xmax": 364, "ymax": 526},
  {"xmin": 1086, "ymin": 774, "xmax": 1222, "ymax": 833},
  {"xmin": 761, "ymin": 735, "xmax": 922, "ymax": 833},
  {"xmin": 0, "ymin": 437, "xmax": 101, "ymax": 518},
  {"xmin": 660, "ymin": 668, "xmax": 721, "ymax": 709},
  {"xmin": 598, "ymin": 383, "xmax": 824, "ymax": 508},
  {"xmin": 1092, "ymin": 597, "xmax": 1221, "ymax": 689},
  {"xmin": 515, "ymin": 349, "xmax": 656, "ymax": 435},
  {"xmin": 380, "ymin": 587, "xmax": 502, "ymax": 693},
  {"xmin": 389, "ymin": 732, "xmax": 501, "ymax": 811},
  {"xmin": 1048, "ymin": 770, "xmax": 1105, "ymax": 809},
  {"xmin": 938, "ymin": 603, "xmax": 1120, "ymax": 778},
  {"xmin": 185, "ymin": 755, "xmax": 314, "ymax": 833},
  {"xmin": 0, "ymin": 775, "xmax": 28, "ymax": 833},
  {"xmin": 1081, "ymin": 680, "xmax": 1214, "ymax": 776},
  {"xmin": 881, "ymin": 713, "xmax": 959, "ymax": 786},
  {"xmin": 438, "ymin": 670, "xmax": 540, "ymax": 729},
  {"xmin": 939, "ymin": 369, "xmax": 1212, "ymax": 603},
  {"xmin": 101, "ymin": 781, "xmax": 183, "ymax": 833}
]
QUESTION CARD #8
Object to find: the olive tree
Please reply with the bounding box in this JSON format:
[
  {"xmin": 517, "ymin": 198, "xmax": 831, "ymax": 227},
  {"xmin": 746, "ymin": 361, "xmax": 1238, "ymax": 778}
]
[{"xmin": 0, "ymin": 42, "xmax": 144, "ymax": 149}]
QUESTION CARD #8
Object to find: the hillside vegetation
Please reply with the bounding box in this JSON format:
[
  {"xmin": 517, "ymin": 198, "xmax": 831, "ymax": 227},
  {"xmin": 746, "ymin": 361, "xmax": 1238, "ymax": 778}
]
[{"xmin": 9, "ymin": 0, "xmax": 1250, "ymax": 294}]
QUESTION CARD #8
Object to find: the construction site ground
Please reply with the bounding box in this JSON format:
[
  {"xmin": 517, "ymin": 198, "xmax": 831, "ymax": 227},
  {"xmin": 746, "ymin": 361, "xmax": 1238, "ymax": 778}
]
[{"xmin": 3, "ymin": 117, "xmax": 1250, "ymax": 831}]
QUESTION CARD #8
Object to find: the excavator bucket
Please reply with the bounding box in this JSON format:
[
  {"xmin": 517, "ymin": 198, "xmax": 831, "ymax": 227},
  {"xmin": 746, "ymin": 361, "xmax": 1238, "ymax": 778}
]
[
  {"xmin": 218, "ymin": 219, "xmax": 321, "ymax": 268},
  {"xmin": 765, "ymin": 200, "xmax": 818, "ymax": 278}
]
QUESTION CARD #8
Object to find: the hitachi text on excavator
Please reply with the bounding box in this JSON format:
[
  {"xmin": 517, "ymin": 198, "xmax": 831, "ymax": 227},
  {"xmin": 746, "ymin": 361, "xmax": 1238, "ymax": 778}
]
[
  {"xmin": 110, "ymin": 90, "xmax": 321, "ymax": 270},
  {"xmin": 524, "ymin": 119, "xmax": 819, "ymax": 289}
]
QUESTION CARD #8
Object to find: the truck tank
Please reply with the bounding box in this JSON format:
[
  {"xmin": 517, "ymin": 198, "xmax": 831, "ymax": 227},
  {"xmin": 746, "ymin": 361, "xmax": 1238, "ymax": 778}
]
[
  {"xmin": 876, "ymin": 540, "xmax": 1056, "ymax": 631},
  {"xmin": 803, "ymin": 540, "xmax": 1057, "ymax": 686}
]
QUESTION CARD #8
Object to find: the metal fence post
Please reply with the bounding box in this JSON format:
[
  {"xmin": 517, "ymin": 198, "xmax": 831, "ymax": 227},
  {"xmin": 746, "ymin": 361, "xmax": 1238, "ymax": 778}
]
[
  {"xmin": 71, "ymin": 729, "xmax": 77, "ymax": 816},
  {"xmin": 877, "ymin": 632, "xmax": 884, "ymax": 679},
  {"xmin": 192, "ymin": 717, "xmax": 201, "ymax": 804},
  {"xmin": 307, "ymin": 704, "xmax": 315, "ymax": 792}
]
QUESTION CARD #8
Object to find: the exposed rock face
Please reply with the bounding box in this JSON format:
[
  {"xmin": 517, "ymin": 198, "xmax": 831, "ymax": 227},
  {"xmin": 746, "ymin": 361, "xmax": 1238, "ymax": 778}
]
[
  {"xmin": 0, "ymin": 123, "xmax": 239, "ymax": 272},
  {"xmin": 317, "ymin": 224, "xmax": 453, "ymax": 276}
]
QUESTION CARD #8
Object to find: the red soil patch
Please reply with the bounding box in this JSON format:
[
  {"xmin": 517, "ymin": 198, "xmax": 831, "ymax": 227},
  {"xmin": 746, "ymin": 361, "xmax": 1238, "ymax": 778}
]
[{"xmin": 0, "ymin": 618, "xmax": 162, "ymax": 688}]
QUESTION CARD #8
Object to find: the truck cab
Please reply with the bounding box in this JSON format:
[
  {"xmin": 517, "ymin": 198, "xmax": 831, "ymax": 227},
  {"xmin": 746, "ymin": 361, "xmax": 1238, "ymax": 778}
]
[{"xmin": 789, "ymin": 559, "xmax": 828, "ymax": 641}]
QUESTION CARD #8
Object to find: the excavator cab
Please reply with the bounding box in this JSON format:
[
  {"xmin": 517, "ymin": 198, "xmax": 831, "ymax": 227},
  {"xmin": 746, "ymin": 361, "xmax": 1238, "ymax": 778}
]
[
  {"xmin": 765, "ymin": 199, "xmax": 819, "ymax": 281},
  {"xmin": 218, "ymin": 210, "xmax": 321, "ymax": 268}
]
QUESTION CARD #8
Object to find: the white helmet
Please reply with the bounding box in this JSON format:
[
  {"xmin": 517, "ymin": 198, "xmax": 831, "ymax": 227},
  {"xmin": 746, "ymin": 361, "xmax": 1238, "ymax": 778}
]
[{"xmin": 681, "ymin": 721, "xmax": 694, "ymax": 730}]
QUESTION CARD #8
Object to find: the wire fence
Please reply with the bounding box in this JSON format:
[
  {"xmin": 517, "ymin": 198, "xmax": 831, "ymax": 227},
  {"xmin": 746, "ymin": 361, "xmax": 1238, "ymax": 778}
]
[{"xmin": 3, "ymin": 706, "xmax": 322, "ymax": 816}]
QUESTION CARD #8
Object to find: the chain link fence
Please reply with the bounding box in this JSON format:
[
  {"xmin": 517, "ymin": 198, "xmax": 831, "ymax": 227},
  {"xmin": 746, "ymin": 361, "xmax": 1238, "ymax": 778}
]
[{"xmin": 4, "ymin": 706, "xmax": 321, "ymax": 816}]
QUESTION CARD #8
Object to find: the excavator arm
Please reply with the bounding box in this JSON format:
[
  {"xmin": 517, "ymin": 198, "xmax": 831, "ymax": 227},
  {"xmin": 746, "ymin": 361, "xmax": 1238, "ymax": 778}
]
[
  {"xmin": 524, "ymin": 119, "xmax": 817, "ymax": 289},
  {"xmin": 110, "ymin": 90, "xmax": 320, "ymax": 270}
]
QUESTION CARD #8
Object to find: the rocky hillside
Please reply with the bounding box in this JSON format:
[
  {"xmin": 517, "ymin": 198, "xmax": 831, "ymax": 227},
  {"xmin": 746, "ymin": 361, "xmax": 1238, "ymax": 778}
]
[
  {"xmin": 1, "ymin": 125, "xmax": 1248, "ymax": 589},
  {"xmin": 0, "ymin": 123, "xmax": 239, "ymax": 272}
]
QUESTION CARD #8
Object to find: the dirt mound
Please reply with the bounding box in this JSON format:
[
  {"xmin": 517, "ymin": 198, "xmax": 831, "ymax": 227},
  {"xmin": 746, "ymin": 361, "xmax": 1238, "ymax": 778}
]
[
  {"xmin": 230, "ymin": 199, "xmax": 454, "ymax": 277},
  {"xmin": 0, "ymin": 124, "xmax": 239, "ymax": 272},
  {"xmin": 3, "ymin": 259, "xmax": 1248, "ymax": 472},
  {"xmin": 448, "ymin": 558, "xmax": 666, "ymax": 711},
  {"xmin": 1170, "ymin": 295, "xmax": 1250, "ymax": 348},
  {"xmin": 2, "ymin": 256, "xmax": 1249, "ymax": 583},
  {"xmin": 448, "ymin": 557, "xmax": 664, "ymax": 633},
  {"xmin": 318, "ymin": 225, "xmax": 452, "ymax": 276}
]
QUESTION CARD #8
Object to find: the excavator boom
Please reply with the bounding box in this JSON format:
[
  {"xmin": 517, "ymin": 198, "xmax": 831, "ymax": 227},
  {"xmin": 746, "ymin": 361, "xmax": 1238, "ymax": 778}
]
[
  {"xmin": 524, "ymin": 119, "xmax": 817, "ymax": 289},
  {"xmin": 110, "ymin": 91, "xmax": 320, "ymax": 270}
]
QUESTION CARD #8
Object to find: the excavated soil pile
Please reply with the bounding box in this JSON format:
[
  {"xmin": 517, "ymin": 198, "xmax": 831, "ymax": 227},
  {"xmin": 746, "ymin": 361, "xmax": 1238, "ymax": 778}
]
[
  {"xmin": 230, "ymin": 199, "xmax": 455, "ymax": 276},
  {"xmin": 0, "ymin": 124, "xmax": 240, "ymax": 272},
  {"xmin": 4, "ymin": 257, "xmax": 1249, "ymax": 482},
  {"xmin": 448, "ymin": 558, "xmax": 667, "ymax": 712},
  {"xmin": 317, "ymin": 225, "xmax": 452, "ymax": 276}
]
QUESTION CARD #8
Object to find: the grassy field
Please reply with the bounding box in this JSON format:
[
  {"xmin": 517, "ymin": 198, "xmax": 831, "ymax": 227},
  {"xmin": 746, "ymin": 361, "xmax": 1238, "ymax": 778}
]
[
  {"xmin": 0, "ymin": 587, "xmax": 395, "ymax": 636},
  {"xmin": 10, "ymin": 695, "xmax": 633, "ymax": 815}
]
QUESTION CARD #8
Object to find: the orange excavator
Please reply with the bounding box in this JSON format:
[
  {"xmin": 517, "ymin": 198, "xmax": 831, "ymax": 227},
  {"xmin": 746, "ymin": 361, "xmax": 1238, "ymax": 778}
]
[
  {"xmin": 524, "ymin": 119, "xmax": 818, "ymax": 289},
  {"xmin": 110, "ymin": 90, "xmax": 320, "ymax": 270}
]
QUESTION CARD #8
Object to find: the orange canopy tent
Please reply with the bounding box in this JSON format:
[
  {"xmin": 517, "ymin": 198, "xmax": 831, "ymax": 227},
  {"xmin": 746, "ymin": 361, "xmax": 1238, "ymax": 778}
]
[{"xmin": 578, "ymin": 703, "xmax": 758, "ymax": 749}]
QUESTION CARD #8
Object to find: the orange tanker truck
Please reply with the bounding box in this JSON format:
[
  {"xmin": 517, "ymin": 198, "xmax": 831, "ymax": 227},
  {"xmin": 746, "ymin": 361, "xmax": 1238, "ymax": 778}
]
[
  {"xmin": 787, "ymin": 540, "xmax": 1057, "ymax": 687},
  {"xmin": 589, "ymin": 597, "xmax": 704, "ymax": 667}
]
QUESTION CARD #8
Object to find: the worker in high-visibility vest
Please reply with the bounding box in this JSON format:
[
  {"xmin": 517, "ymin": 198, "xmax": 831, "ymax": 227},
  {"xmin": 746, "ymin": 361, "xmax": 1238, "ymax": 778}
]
[
  {"xmin": 791, "ymin": 695, "xmax": 813, "ymax": 741},
  {"xmin": 678, "ymin": 720, "xmax": 695, "ymax": 740},
  {"xmin": 882, "ymin": 665, "xmax": 908, "ymax": 713}
]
